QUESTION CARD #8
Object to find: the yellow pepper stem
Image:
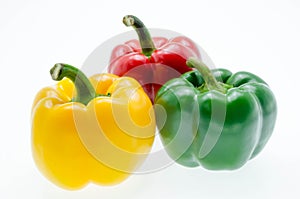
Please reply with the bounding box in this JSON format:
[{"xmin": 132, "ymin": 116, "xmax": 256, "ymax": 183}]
[{"xmin": 50, "ymin": 63, "xmax": 96, "ymax": 105}]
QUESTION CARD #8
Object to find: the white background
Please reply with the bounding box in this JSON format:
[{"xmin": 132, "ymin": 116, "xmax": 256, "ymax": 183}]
[{"xmin": 1, "ymin": 0, "xmax": 299, "ymax": 198}]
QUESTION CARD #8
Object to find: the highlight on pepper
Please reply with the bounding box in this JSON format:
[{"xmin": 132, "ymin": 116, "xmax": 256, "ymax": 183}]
[{"xmin": 31, "ymin": 63, "xmax": 156, "ymax": 190}]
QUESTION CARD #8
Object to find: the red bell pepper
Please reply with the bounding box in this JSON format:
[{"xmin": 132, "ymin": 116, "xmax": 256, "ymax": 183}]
[{"xmin": 108, "ymin": 15, "xmax": 201, "ymax": 103}]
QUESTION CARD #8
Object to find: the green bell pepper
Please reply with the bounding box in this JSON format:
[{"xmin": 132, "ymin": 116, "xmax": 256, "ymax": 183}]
[{"xmin": 155, "ymin": 57, "xmax": 277, "ymax": 170}]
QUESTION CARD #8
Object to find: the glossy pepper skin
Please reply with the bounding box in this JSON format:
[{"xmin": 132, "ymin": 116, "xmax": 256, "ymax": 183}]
[
  {"xmin": 108, "ymin": 15, "xmax": 200, "ymax": 103},
  {"xmin": 31, "ymin": 64, "xmax": 155, "ymax": 190},
  {"xmin": 155, "ymin": 58, "xmax": 277, "ymax": 170}
]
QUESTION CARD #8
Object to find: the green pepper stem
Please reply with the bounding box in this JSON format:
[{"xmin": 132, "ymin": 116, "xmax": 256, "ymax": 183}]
[
  {"xmin": 50, "ymin": 63, "xmax": 96, "ymax": 105},
  {"xmin": 123, "ymin": 15, "xmax": 156, "ymax": 57},
  {"xmin": 186, "ymin": 57, "xmax": 226, "ymax": 93}
]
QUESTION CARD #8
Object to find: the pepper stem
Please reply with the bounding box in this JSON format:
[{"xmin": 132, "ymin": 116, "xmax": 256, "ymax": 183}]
[
  {"xmin": 123, "ymin": 15, "xmax": 156, "ymax": 57},
  {"xmin": 186, "ymin": 57, "xmax": 226, "ymax": 93},
  {"xmin": 50, "ymin": 63, "xmax": 96, "ymax": 105}
]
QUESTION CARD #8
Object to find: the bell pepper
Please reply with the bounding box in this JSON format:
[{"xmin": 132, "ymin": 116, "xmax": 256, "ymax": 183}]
[
  {"xmin": 155, "ymin": 57, "xmax": 277, "ymax": 170},
  {"xmin": 31, "ymin": 63, "xmax": 155, "ymax": 189},
  {"xmin": 108, "ymin": 15, "xmax": 200, "ymax": 103}
]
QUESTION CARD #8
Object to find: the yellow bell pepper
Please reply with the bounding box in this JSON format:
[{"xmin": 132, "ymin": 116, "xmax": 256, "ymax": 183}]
[{"xmin": 31, "ymin": 63, "xmax": 155, "ymax": 190}]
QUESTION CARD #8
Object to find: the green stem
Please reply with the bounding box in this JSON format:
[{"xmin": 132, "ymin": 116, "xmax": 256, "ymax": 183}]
[
  {"xmin": 186, "ymin": 57, "xmax": 226, "ymax": 93},
  {"xmin": 50, "ymin": 63, "xmax": 96, "ymax": 105},
  {"xmin": 123, "ymin": 15, "xmax": 156, "ymax": 57}
]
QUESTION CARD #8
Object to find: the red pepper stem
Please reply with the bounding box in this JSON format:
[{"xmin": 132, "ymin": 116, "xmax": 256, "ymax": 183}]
[
  {"xmin": 123, "ymin": 15, "xmax": 156, "ymax": 57},
  {"xmin": 186, "ymin": 57, "xmax": 226, "ymax": 93},
  {"xmin": 50, "ymin": 63, "xmax": 96, "ymax": 105}
]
